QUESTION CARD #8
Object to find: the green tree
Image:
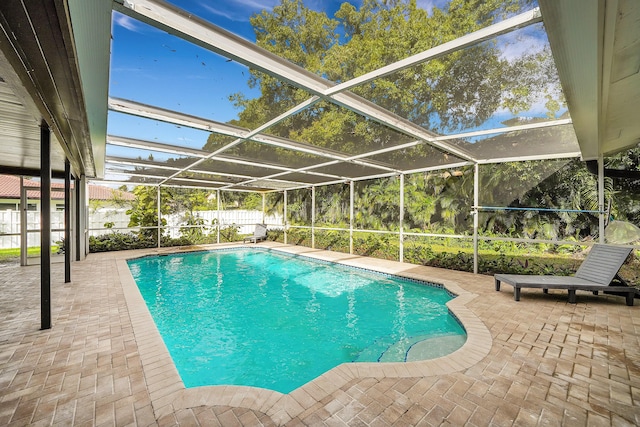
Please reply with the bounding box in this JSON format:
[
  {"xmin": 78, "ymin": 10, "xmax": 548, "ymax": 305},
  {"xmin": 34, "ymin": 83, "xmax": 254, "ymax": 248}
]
[
  {"xmin": 422, "ymin": 166, "xmax": 474, "ymax": 232},
  {"xmin": 126, "ymin": 186, "xmax": 171, "ymax": 241},
  {"xmin": 163, "ymin": 188, "xmax": 216, "ymax": 242},
  {"xmin": 315, "ymin": 183, "xmax": 350, "ymax": 227},
  {"xmin": 218, "ymin": 191, "xmax": 263, "ymax": 210},
  {"xmin": 602, "ymin": 147, "xmax": 640, "ymax": 226},
  {"xmin": 229, "ymin": 0, "xmax": 552, "ymax": 142},
  {"xmin": 476, "ymin": 159, "xmax": 599, "ymax": 240},
  {"xmin": 88, "ymin": 186, "xmax": 132, "ymax": 214},
  {"xmin": 354, "ymin": 177, "xmax": 400, "ymax": 230}
]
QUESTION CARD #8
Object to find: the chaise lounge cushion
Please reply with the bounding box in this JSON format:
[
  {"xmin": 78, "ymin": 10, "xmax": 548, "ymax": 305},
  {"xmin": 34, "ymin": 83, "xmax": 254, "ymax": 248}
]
[
  {"xmin": 243, "ymin": 224, "xmax": 268, "ymax": 243},
  {"xmin": 494, "ymin": 244, "xmax": 636, "ymax": 305}
]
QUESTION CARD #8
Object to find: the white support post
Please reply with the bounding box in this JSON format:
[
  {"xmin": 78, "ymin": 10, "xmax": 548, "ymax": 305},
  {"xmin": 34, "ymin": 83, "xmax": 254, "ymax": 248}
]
[
  {"xmin": 157, "ymin": 185, "xmax": 161, "ymax": 248},
  {"xmin": 399, "ymin": 174, "xmax": 404, "ymax": 263},
  {"xmin": 473, "ymin": 163, "xmax": 479, "ymax": 274},
  {"xmin": 71, "ymin": 188, "xmax": 77, "ymax": 262},
  {"xmin": 78, "ymin": 176, "xmax": 88, "ymax": 259},
  {"xmin": 311, "ymin": 186, "xmax": 316, "ymax": 249},
  {"xmin": 598, "ymin": 155, "xmax": 605, "ymax": 243},
  {"xmin": 262, "ymin": 193, "xmax": 266, "ymax": 224},
  {"xmin": 216, "ymin": 189, "xmax": 221, "ymax": 244},
  {"xmin": 283, "ymin": 190, "xmax": 288, "ymax": 245},
  {"xmin": 350, "ymin": 181, "xmax": 354, "ymax": 255},
  {"xmin": 20, "ymin": 177, "xmax": 27, "ymax": 266}
]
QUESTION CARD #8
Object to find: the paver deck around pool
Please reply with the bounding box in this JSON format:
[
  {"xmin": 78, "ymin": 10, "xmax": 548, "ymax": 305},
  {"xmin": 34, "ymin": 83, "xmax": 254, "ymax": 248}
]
[{"xmin": 1, "ymin": 242, "xmax": 639, "ymax": 426}]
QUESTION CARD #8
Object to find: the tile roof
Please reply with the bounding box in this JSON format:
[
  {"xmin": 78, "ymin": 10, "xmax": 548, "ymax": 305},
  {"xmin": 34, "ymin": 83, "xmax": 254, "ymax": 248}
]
[{"xmin": 0, "ymin": 175, "xmax": 135, "ymax": 201}]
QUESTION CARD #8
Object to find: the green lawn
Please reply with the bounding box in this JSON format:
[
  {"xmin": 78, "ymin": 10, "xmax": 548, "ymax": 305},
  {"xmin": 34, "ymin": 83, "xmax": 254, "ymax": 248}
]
[{"xmin": 0, "ymin": 246, "xmax": 61, "ymax": 262}]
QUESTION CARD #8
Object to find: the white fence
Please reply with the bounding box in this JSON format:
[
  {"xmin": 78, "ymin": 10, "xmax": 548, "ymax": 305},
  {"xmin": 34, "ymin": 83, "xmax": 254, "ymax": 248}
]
[
  {"xmin": 90, "ymin": 209, "xmax": 283, "ymax": 237},
  {"xmin": 0, "ymin": 210, "xmax": 65, "ymax": 249},
  {"xmin": 0, "ymin": 209, "xmax": 283, "ymax": 249},
  {"xmin": 164, "ymin": 210, "xmax": 283, "ymax": 237}
]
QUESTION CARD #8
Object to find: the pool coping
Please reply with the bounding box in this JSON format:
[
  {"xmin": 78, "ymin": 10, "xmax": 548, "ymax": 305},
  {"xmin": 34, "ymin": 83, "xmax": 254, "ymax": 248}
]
[{"xmin": 116, "ymin": 242, "xmax": 492, "ymax": 424}]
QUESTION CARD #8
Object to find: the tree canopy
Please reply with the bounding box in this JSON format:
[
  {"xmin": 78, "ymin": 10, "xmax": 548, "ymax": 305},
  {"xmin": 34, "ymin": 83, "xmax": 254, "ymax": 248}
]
[{"xmin": 205, "ymin": 0, "xmax": 563, "ymax": 181}]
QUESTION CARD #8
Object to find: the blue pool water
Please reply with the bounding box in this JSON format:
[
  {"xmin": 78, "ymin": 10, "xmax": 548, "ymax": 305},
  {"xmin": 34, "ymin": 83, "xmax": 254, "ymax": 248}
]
[{"xmin": 127, "ymin": 249, "xmax": 466, "ymax": 393}]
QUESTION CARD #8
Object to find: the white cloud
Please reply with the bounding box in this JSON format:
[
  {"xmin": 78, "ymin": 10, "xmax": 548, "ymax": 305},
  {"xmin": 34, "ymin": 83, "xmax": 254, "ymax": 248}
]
[
  {"xmin": 199, "ymin": 0, "xmax": 277, "ymax": 22},
  {"xmin": 110, "ymin": 66, "xmax": 145, "ymax": 74},
  {"xmin": 200, "ymin": 4, "xmax": 241, "ymax": 21},
  {"xmin": 231, "ymin": 0, "xmax": 278, "ymax": 9},
  {"xmin": 112, "ymin": 12, "xmax": 145, "ymax": 33},
  {"xmin": 416, "ymin": 0, "xmax": 449, "ymax": 14},
  {"xmin": 499, "ymin": 33, "xmax": 546, "ymax": 62}
]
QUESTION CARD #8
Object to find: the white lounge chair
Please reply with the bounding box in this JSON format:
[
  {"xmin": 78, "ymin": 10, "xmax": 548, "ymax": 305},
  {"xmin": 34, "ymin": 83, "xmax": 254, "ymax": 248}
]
[
  {"xmin": 495, "ymin": 244, "xmax": 637, "ymax": 306},
  {"xmin": 243, "ymin": 224, "xmax": 268, "ymax": 243}
]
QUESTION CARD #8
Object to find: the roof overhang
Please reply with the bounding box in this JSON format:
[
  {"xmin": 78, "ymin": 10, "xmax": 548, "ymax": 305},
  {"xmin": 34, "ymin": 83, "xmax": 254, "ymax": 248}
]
[
  {"xmin": 0, "ymin": 0, "xmax": 111, "ymax": 178},
  {"xmin": 540, "ymin": 0, "xmax": 640, "ymax": 160}
]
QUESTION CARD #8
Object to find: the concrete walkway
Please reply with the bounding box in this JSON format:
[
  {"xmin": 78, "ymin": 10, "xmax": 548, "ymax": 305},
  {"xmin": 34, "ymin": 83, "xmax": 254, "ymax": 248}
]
[{"xmin": 1, "ymin": 243, "xmax": 638, "ymax": 426}]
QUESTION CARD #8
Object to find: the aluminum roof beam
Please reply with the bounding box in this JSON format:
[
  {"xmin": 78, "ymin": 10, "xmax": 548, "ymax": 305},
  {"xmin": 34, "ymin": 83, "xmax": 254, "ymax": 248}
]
[
  {"xmin": 108, "ymin": 98, "xmax": 397, "ymax": 172},
  {"xmin": 105, "ymin": 154, "xmax": 342, "ymax": 184},
  {"xmin": 94, "ymin": 178, "xmax": 261, "ymax": 192},
  {"xmin": 119, "ymin": 168, "xmax": 305, "ymax": 188},
  {"xmin": 106, "ymin": 164, "xmax": 256, "ymax": 182},
  {"xmin": 109, "ymin": 97, "xmax": 257, "ymax": 139},
  {"xmin": 139, "ymin": 98, "xmax": 324, "ymax": 186},
  {"xmin": 108, "ymin": 98, "xmax": 400, "ymax": 173},
  {"xmin": 107, "ymin": 135, "xmax": 209, "ymax": 158},
  {"xmin": 106, "ymin": 131, "xmax": 397, "ymax": 191}
]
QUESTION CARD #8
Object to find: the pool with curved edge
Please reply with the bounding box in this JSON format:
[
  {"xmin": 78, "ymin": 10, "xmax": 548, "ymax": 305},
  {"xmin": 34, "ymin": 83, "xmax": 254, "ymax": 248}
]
[{"xmin": 127, "ymin": 248, "xmax": 466, "ymax": 393}]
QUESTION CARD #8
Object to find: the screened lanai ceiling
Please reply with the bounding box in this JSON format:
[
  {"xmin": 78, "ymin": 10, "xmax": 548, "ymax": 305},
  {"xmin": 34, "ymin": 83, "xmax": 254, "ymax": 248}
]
[
  {"xmin": 1, "ymin": 0, "xmax": 639, "ymax": 190},
  {"xmin": 103, "ymin": 0, "xmax": 582, "ymax": 192}
]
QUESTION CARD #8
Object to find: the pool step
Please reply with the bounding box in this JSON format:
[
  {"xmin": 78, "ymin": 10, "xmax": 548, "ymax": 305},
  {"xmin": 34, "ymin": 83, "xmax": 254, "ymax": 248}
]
[
  {"xmin": 404, "ymin": 334, "xmax": 467, "ymax": 361},
  {"xmin": 354, "ymin": 333, "xmax": 466, "ymax": 362}
]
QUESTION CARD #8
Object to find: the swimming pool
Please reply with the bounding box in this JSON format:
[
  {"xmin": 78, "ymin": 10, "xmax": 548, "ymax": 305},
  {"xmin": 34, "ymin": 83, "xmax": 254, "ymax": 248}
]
[{"xmin": 127, "ymin": 248, "xmax": 466, "ymax": 393}]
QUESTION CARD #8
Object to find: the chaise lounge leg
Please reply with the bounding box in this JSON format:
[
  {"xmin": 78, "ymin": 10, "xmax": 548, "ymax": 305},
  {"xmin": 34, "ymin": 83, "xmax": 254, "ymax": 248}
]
[
  {"xmin": 543, "ymin": 289, "xmax": 548, "ymax": 294},
  {"xmin": 568, "ymin": 289, "xmax": 577, "ymax": 304},
  {"xmin": 626, "ymin": 292, "xmax": 634, "ymax": 306},
  {"xmin": 495, "ymin": 279, "xmax": 501, "ymax": 291},
  {"xmin": 514, "ymin": 287, "xmax": 520, "ymax": 301}
]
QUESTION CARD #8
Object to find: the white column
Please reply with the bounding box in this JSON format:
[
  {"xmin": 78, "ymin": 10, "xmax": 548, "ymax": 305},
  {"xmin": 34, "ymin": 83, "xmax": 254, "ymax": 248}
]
[
  {"xmin": 216, "ymin": 189, "xmax": 221, "ymax": 244},
  {"xmin": 283, "ymin": 190, "xmax": 288, "ymax": 245},
  {"xmin": 157, "ymin": 185, "xmax": 161, "ymax": 248},
  {"xmin": 349, "ymin": 181, "xmax": 354, "ymax": 255},
  {"xmin": 20, "ymin": 177, "xmax": 27, "ymax": 266},
  {"xmin": 598, "ymin": 155, "xmax": 605, "ymax": 243},
  {"xmin": 399, "ymin": 174, "xmax": 404, "ymax": 263},
  {"xmin": 473, "ymin": 163, "xmax": 479, "ymax": 274},
  {"xmin": 311, "ymin": 186, "xmax": 316, "ymax": 249},
  {"xmin": 78, "ymin": 175, "xmax": 88, "ymax": 259}
]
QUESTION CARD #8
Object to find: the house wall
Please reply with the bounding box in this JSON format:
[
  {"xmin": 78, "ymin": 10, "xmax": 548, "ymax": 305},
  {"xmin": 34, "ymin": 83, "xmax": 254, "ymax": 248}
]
[{"xmin": 0, "ymin": 198, "xmax": 38, "ymax": 211}]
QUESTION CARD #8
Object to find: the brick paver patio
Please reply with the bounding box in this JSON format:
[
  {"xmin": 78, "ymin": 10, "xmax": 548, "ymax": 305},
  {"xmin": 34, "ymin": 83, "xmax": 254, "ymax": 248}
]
[{"xmin": 1, "ymin": 242, "xmax": 638, "ymax": 426}]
